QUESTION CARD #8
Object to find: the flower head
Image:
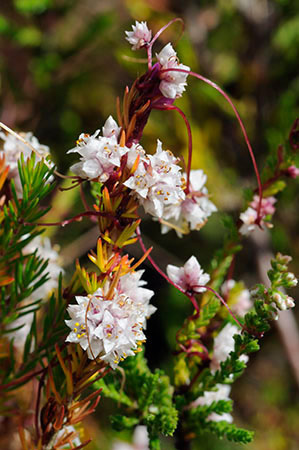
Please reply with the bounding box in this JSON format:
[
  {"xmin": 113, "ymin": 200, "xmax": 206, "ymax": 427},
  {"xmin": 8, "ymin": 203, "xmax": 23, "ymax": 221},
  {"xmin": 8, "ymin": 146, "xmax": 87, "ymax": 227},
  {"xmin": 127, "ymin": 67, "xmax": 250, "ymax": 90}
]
[
  {"xmin": 125, "ymin": 21, "xmax": 152, "ymax": 51},
  {"xmin": 124, "ymin": 140, "xmax": 185, "ymax": 218},
  {"xmin": 161, "ymin": 169, "xmax": 217, "ymax": 236},
  {"xmin": 65, "ymin": 271, "xmax": 155, "ymax": 368},
  {"xmin": 156, "ymin": 43, "xmax": 190, "ymax": 99},
  {"xmin": 68, "ymin": 117, "xmax": 127, "ymax": 182},
  {"xmin": 167, "ymin": 255, "xmax": 210, "ymax": 293}
]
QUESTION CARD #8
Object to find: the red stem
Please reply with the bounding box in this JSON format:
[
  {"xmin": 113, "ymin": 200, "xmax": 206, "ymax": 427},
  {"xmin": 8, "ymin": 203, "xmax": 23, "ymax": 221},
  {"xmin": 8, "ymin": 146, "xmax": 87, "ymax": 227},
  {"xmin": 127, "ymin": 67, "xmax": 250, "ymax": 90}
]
[
  {"xmin": 147, "ymin": 18, "xmax": 184, "ymax": 69},
  {"xmin": 158, "ymin": 104, "xmax": 193, "ymax": 192},
  {"xmin": 80, "ymin": 183, "xmax": 91, "ymax": 211},
  {"xmin": 193, "ymin": 284, "xmax": 243, "ymax": 330},
  {"xmin": 159, "ymin": 67, "xmax": 264, "ymax": 220}
]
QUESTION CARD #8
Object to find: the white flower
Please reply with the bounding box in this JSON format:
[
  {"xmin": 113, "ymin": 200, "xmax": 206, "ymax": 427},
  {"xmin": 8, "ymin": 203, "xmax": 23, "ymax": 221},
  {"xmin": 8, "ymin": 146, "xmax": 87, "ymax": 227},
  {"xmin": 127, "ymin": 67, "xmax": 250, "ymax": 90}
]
[
  {"xmin": 118, "ymin": 270, "xmax": 157, "ymax": 326},
  {"xmin": 221, "ymin": 279, "xmax": 252, "ymax": 317},
  {"xmin": 156, "ymin": 43, "xmax": 190, "ymax": 99},
  {"xmin": 161, "ymin": 169, "xmax": 217, "ymax": 236},
  {"xmin": 210, "ymin": 323, "xmax": 248, "ymax": 372},
  {"xmin": 102, "ymin": 115, "xmax": 121, "ymax": 139},
  {"xmin": 125, "ymin": 21, "xmax": 152, "ymax": 51},
  {"xmin": 190, "ymin": 384, "xmax": 233, "ymax": 423},
  {"xmin": 166, "ymin": 255, "xmax": 210, "ymax": 293},
  {"xmin": 68, "ymin": 116, "xmax": 127, "ymax": 182},
  {"xmin": 112, "ymin": 425, "xmax": 149, "ymax": 450},
  {"xmin": 239, "ymin": 207, "xmax": 257, "ymax": 235},
  {"xmin": 65, "ymin": 271, "xmax": 155, "ymax": 368},
  {"xmin": 0, "ymin": 131, "xmax": 52, "ymax": 197},
  {"xmin": 124, "ymin": 140, "xmax": 185, "ymax": 218}
]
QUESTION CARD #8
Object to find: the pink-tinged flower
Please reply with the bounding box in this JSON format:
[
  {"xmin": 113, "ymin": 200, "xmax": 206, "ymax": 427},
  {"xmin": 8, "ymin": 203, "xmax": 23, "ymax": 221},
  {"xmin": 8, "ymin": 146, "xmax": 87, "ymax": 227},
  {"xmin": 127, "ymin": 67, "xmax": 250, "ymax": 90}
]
[
  {"xmin": 156, "ymin": 43, "xmax": 190, "ymax": 99},
  {"xmin": 124, "ymin": 140, "xmax": 185, "ymax": 218},
  {"xmin": 125, "ymin": 21, "xmax": 152, "ymax": 51},
  {"xmin": 210, "ymin": 323, "xmax": 248, "ymax": 372},
  {"xmin": 65, "ymin": 270, "xmax": 155, "ymax": 368},
  {"xmin": 161, "ymin": 169, "xmax": 217, "ymax": 236},
  {"xmin": 221, "ymin": 279, "xmax": 252, "ymax": 317},
  {"xmin": 0, "ymin": 131, "xmax": 53, "ymax": 197},
  {"xmin": 239, "ymin": 195, "xmax": 277, "ymax": 236},
  {"xmin": 68, "ymin": 116, "xmax": 127, "ymax": 182},
  {"xmin": 251, "ymin": 195, "xmax": 276, "ymax": 216},
  {"xmin": 166, "ymin": 255, "xmax": 210, "ymax": 293},
  {"xmin": 190, "ymin": 384, "xmax": 233, "ymax": 423},
  {"xmin": 286, "ymin": 165, "xmax": 299, "ymax": 178},
  {"xmin": 112, "ymin": 425, "xmax": 149, "ymax": 450}
]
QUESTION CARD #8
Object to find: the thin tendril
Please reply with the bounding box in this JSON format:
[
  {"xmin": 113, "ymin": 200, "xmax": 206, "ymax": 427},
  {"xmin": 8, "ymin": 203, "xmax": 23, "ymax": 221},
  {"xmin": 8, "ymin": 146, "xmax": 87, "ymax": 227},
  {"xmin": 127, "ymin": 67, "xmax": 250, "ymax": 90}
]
[
  {"xmin": 80, "ymin": 183, "xmax": 91, "ymax": 211},
  {"xmin": 137, "ymin": 226, "xmax": 243, "ymax": 328},
  {"xmin": 136, "ymin": 226, "xmax": 186, "ymax": 296},
  {"xmin": 158, "ymin": 68, "xmax": 264, "ymax": 220},
  {"xmin": 147, "ymin": 18, "xmax": 184, "ymax": 70},
  {"xmin": 193, "ymin": 284, "xmax": 244, "ymax": 330},
  {"xmin": 159, "ymin": 104, "xmax": 193, "ymax": 192}
]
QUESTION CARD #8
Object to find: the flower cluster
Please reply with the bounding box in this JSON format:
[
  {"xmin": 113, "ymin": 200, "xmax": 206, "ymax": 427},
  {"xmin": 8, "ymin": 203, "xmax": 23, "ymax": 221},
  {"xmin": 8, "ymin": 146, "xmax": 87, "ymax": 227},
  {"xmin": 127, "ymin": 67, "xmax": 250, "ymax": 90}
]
[
  {"xmin": 240, "ymin": 195, "xmax": 276, "ymax": 236},
  {"xmin": 68, "ymin": 116, "xmax": 123, "ymax": 182},
  {"xmin": 125, "ymin": 21, "xmax": 190, "ymax": 100},
  {"xmin": 124, "ymin": 139, "xmax": 185, "ymax": 217},
  {"xmin": 69, "ymin": 120, "xmax": 186, "ymax": 218},
  {"xmin": 161, "ymin": 169, "xmax": 217, "ymax": 236},
  {"xmin": 0, "ymin": 131, "xmax": 53, "ymax": 197},
  {"xmin": 65, "ymin": 270, "xmax": 156, "ymax": 368}
]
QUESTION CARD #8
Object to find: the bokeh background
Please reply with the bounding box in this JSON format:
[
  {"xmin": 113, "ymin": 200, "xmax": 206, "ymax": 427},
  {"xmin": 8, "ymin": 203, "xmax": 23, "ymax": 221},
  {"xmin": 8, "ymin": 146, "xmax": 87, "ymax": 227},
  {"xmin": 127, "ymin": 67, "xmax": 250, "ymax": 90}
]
[{"xmin": 0, "ymin": 0, "xmax": 299, "ymax": 449}]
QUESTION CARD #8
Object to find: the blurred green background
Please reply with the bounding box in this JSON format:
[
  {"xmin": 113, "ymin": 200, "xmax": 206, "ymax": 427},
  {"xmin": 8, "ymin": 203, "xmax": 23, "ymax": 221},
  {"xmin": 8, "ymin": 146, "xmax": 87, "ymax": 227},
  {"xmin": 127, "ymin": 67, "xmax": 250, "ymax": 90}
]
[{"xmin": 0, "ymin": 0, "xmax": 299, "ymax": 449}]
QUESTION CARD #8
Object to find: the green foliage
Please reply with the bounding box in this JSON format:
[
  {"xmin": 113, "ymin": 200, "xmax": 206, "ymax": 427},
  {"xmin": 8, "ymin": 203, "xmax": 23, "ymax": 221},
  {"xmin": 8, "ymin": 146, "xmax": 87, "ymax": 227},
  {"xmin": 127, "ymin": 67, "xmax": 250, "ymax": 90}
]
[
  {"xmin": 14, "ymin": 0, "xmax": 52, "ymax": 15},
  {"xmin": 0, "ymin": 155, "xmax": 69, "ymax": 388},
  {"xmin": 186, "ymin": 393, "xmax": 253, "ymax": 444},
  {"xmin": 206, "ymin": 421, "xmax": 254, "ymax": 444},
  {"xmin": 94, "ymin": 351, "xmax": 178, "ymax": 449}
]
